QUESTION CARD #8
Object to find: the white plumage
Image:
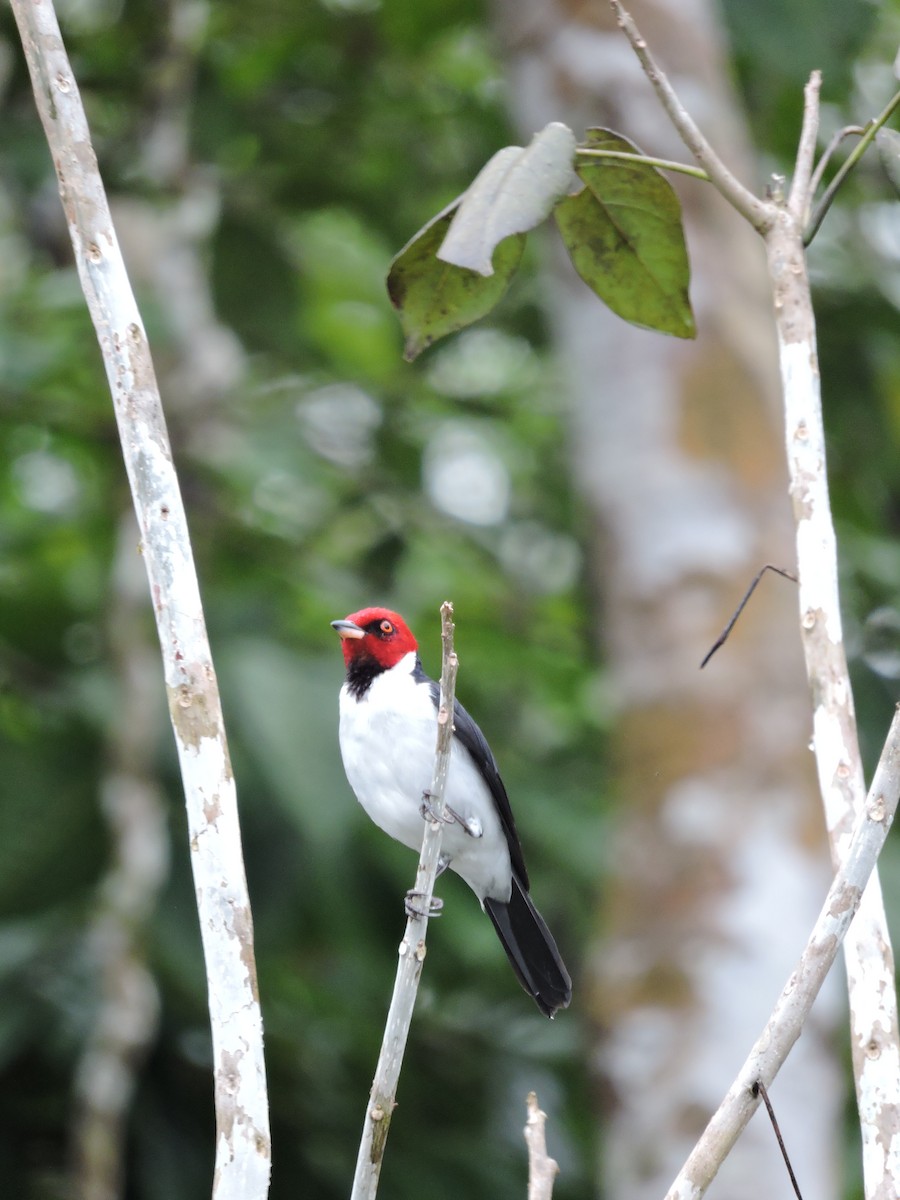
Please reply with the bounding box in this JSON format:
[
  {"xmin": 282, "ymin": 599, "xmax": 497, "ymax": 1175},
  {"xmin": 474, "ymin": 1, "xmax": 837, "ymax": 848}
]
[{"xmin": 338, "ymin": 650, "xmax": 512, "ymax": 902}]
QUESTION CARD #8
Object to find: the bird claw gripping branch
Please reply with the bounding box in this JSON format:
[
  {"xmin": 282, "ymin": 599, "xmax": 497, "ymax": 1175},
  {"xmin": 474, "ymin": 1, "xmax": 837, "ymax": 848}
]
[{"xmin": 404, "ymin": 890, "xmax": 444, "ymax": 919}]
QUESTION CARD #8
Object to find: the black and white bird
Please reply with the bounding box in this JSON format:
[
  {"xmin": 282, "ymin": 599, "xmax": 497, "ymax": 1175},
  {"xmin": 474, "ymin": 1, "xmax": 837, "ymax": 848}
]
[{"xmin": 331, "ymin": 606, "xmax": 572, "ymax": 1018}]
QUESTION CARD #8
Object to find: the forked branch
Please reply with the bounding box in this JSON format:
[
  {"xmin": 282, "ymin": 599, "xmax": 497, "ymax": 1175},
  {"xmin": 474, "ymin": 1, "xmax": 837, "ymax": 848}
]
[
  {"xmin": 608, "ymin": 0, "xmax": 773, "ymax": 230},
  {"xmin": 611, "ymin": 5, "xmax": 900, "ymax": 1197}
]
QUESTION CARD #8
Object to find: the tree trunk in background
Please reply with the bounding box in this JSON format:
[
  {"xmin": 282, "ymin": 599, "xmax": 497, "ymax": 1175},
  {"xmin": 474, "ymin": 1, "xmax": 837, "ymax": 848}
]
[{"xmin": 495, "ymin": 2, "xmax": 843, "ymax": 1196}]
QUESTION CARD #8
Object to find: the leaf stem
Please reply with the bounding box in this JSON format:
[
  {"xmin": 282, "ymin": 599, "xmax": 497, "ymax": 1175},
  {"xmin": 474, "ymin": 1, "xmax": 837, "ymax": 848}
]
[
  {"xmin": 576, "ymin": 147, "xmax": 710, "ymax": 181},
  {"xmin": 808, "ymin": 125, "xmax": 867, "ymax": 199},
  {"xmin": 804, "ymin": 86, "xmax": 900, "ymax": 245}
]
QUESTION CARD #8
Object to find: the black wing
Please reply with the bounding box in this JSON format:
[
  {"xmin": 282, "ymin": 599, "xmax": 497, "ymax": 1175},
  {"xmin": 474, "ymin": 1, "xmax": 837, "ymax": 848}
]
[{"xmin": 419, "ymin": 664, "xmax": 529, "ymax": 889}]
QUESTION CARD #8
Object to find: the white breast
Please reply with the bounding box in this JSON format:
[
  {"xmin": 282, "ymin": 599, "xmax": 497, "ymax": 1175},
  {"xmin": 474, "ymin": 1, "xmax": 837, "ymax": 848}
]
[{"xmin": 337, "ymin": 651, "xmax": 512, "ymax": 902}]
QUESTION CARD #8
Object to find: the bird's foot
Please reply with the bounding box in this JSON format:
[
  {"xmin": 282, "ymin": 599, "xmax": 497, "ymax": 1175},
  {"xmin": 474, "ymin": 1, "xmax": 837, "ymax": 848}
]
[
  {"xmin": 405, "ymin": 890, "xmax": 444, "ymax": 919},
  {"xmin": 419, "ymin": 794, "xmax": 483, "ymax": 839},
  {"xmin": 445, "ymin": 804, "xmax": 483, "ymax": 839},
  {"xmin": 420, "ymin": 792, "xmax": 454, "ymax": 824}
]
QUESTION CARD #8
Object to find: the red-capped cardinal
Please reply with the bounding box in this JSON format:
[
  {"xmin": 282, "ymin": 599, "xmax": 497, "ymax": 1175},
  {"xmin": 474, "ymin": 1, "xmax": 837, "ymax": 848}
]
[{"xmin": 331, "ymin": 607, "xmax": 571, "ymax": 1018}]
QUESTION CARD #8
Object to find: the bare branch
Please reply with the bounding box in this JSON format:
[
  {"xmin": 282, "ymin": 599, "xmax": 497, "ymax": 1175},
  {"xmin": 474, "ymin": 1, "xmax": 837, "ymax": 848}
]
[
  {"xmin": 665, "ymin": 702, "xmax": 900, "ymax": 1199},
  {"xmin": 766, "ymin": 207, "xmax": 900, "ymax": 1198},
  {"xmin": 607, "ymin": 6, "xmax": 900, "ymax": 1186},
  {"xmin": 753, "ymin": 1082, "xmax": 805, "ymax": 1200},
  {"xmin": 608, "ymin": 0, "xmax": 773, "ymax": 231},
  {"xmin": 350, "ymin": 603, "xmax": 459, "ymax": 1200},
  {"xmin": 787, "ymin": 72, "xmax": 821, "ymax": 222},
  {"xmin": 613, "ymin": 8, "xmax": 900, "ymax": 1181},
  {"xmin": 525, "ymin": 1093, "xmax": 560, "ymax": 1200},
  {"xmin": 700, "ymin": 565, "xmax": 797, "ymax": 668},
  {"xmin": 8, "ymin": 4, "xmax": 271, "ymax": 1197}
]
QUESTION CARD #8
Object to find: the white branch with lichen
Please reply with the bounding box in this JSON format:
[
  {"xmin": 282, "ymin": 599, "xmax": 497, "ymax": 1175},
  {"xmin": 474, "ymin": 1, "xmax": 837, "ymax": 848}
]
[
  {"xmin": 768, "ymin": 200, "xmax": 900, "ymax": 1199},
  {"xmin": 9, "ymin": 3, "xmax": 270, "ymax": 1197},
  {"xmin": 606, "ymin": 5, "xmax": 900, "ymax": 1195}
]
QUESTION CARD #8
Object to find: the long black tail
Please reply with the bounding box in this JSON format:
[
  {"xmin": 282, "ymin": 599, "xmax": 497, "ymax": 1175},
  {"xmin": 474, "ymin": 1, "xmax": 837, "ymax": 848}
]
[{"xmin": 484, "ymin": 875, "xmax": 572, "ymax": 1018}]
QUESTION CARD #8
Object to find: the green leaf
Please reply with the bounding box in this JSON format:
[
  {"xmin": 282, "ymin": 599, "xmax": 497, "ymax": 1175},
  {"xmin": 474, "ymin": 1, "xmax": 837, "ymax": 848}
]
[
  {"xmin": 386, "ymin": 201, "xmax": 525, "ymax": 361},
  {"xmin": 437, "ymin": 122, "xmax": 578, "ymax": 276},
  {"xmin": 555, "ymin": 128, "xmax": 695, "ymax": 338},
  {"xmin": 876, "ymin": 128, "xmax": 900, "ymax": 197}
]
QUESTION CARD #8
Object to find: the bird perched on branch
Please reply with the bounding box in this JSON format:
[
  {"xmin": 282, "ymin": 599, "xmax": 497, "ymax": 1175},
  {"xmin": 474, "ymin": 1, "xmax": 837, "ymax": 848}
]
[{"xmin": 331, "ymin": 606, "xmax": 572, "ymax": 1018}]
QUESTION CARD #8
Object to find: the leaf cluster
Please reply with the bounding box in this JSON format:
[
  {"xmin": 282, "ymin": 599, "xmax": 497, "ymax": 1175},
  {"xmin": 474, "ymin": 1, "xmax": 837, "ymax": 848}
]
[{"xmin": 389, "ymin": 124, "xmax": 695, "ymax": 359}]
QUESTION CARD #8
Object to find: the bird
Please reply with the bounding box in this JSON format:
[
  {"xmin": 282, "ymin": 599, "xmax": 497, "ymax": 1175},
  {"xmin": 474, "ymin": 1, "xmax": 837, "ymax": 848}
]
[{"xmin": 331, "ymin": 606, "xmax": 572, "ymax": 1018}]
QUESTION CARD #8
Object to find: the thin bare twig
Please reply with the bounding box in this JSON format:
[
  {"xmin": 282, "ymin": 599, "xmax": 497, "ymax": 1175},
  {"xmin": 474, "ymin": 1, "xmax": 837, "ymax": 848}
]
[
  {"xmin": 753, "ymin": 1081, "xmax": 804, "ymax": 1200},
  {"xmin": 665, "ymin": 702, "xmax": 900, "ymax": 1199},
  {"xmin": 350, "ymin": 602, "xmax": 459, "ymax": 1200},
  {"xmin": 8, "ymin": 4, "xmax": 270, "ymax": 1197},
  {"xmin": 608, "ymin": 0, "xmax": 773, "ymax": 230},
  {"xmin": 700, "ymin": 565, "xmax": 797, "ymax": 668},
  {"xmin": 525, "ymin": 1093, "xmax": 560, "ymax": 1200},
  {"xmin": 788, "ymin": 72, "xmax": 822, "ymax": 222}
]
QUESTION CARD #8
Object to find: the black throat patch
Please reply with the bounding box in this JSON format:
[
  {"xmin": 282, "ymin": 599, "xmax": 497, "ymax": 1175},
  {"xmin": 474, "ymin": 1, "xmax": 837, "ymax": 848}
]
[
  {"xmin": 345, "ymin": 656, "xmax": 382, "ymax": 700},
  {"xmin": 345, "ymin": 652, "xmax": 422, "ymax": 700}
]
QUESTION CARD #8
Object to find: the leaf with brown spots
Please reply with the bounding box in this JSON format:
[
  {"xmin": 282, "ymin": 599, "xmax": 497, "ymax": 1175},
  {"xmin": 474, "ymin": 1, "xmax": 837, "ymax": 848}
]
[{"xmin": 555, "ymin": 128, "xmax": 695, "ymax": 338}]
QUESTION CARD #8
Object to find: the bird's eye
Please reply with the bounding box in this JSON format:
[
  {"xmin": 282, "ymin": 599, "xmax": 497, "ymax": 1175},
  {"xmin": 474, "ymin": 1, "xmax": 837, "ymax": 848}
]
[{"xmin": 380, "ymin": 620, "xmax": 394, "ymax": 635}]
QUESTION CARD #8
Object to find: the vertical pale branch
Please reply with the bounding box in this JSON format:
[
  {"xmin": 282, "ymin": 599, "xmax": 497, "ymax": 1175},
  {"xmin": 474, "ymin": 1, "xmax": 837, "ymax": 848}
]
[
  {"xmin": 351, "ymin": 602, "xmax": 458, "ymax": 1200},
  {"xmin": 765, "ymin": 184, "xmax": 900, "ymax": 1199},
  {"xmin": 787, "ymin": 72, "xmax": 821, "ymax": 222},
  {"xmin": 8, "ymin": 3, "xmax": 271, "ymax": 1198}
]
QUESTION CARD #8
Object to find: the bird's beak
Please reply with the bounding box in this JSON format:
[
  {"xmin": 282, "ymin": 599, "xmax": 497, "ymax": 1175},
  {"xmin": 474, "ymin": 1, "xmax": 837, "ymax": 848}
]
[{"xmin": 331, "ymin": 619, "xmax": 365, "ymax": 640}]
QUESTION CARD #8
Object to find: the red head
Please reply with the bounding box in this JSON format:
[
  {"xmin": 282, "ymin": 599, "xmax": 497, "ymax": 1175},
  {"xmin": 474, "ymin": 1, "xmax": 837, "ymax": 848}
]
[{"xmin": 331, "ymin": 607, "xmax": 418, "ymax": 671}]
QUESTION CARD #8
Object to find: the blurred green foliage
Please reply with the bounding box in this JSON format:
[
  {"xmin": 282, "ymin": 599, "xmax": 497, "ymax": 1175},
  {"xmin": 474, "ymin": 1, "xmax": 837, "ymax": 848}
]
[
  {"xmin": 1, "ymin": 0, "xmax": 899, "ymax": 1198},
  {"xmin": 0, "ymin": 2, "xmax": 601, "ymax": 1198}
]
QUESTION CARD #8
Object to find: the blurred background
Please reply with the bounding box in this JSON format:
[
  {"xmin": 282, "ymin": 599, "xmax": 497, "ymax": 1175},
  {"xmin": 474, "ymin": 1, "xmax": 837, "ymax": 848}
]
[{"xmin": 1, "ymin": 1, "xmax": 900, "ymax": 1198}]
